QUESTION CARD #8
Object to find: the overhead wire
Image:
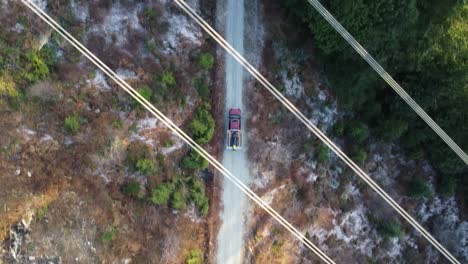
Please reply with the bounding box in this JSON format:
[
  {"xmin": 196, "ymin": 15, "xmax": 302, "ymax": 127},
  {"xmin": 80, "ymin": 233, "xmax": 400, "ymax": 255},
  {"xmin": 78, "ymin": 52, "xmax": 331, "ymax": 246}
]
[
  {"xmin": 19, "ymin": 0, "xmax": 335, "ymax": 263},
  {"xmin": 173, "ymin": 0, "xmax": 461, "ymax": 263}
]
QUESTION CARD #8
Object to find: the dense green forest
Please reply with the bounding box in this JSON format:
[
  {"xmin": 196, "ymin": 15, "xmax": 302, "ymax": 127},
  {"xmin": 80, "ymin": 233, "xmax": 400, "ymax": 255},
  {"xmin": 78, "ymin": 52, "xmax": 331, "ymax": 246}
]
[{"xmin": 282, "ymin": 0, "xmax": 467, "ymax": 196}]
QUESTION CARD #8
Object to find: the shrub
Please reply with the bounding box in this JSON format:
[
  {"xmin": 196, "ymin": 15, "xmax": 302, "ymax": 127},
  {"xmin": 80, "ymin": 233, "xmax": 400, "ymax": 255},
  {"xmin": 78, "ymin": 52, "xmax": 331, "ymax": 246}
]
[
  {"xmin": 135, "ymin": 159, "xmax": 155, "ymax": 176},
  {"xmin": 122, "ymin": 181, "xmax": 140, "ymax": 198},
  {"xmin": 151, "ymin": 182, "xmax": 174, "ymax": 206},
  {"xmin": 126, "ymin": 141, "xmax": 152, "ymax": 170},
  {"xmin": 347, "ymin": 121, "xmax": 369, "ymax": 143},
  {"xmin": 186, "ymin": 249, "xmax": 203, "ymax": 264},
  {"xmin": 332, "ymin": 122, "xmax": 345, "ymax": 137},
  {"xmin": 189, "ymin": 108, "xmax": 215, "ymax": 145},
  {"xmin": 408, "ymin": 177, "xmax": 432, "ymax": 198},
  {"xmin": 181, "ymin": 150, "xmax": 208, "ymax": 170},
  {"xmin": 377, "ymin": 220, "xmax": 401, "ymax": 238},
  {"xmin": 317, "ymin": 143, "xmax": 329, "ymax": 162},
  {"xmin": 145, "ymin": 8, "xmax": 157, "ymax": 23},
  {"xmin": 64, "ymin": 115, "xmax": 80, "ymax": 134},
  {"xmin": 39, "ymin": 45, "xmax": 57, "ymax": 68},
  {"xmin": 0, "ymin": 73, "xmax": 18, "ymax": 98},
  {"xmin": 190, "ymin": 179, "xmax": 209, "ymax": 216},
  {"xmin": 193, "ymin": 78, "xmax": 210, "ymax": 100},
  {"xmin": 24, "ymin": 51, "xmax": 49, "ymax": 82},
  {"xmin": 379, "ymin": 119, "xmax": 409, "ymax": 142},
  {"xmin": 350, "ymin": 147, "xmax": 367, "ymax": 163},
  {"xmin": 198, "ymin": 52, "xmax": 214, "ymax": 71},
  {"xmin": 171, "ymin": 189, "xmax": 187, "ymax": 210}
]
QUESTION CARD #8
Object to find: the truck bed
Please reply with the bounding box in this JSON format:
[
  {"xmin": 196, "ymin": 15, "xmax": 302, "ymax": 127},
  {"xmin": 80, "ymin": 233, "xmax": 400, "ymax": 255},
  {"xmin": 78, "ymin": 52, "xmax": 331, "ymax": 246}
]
[{"xmin": 226, "ymin": 130, "xmax": 242, "ymax": 149}]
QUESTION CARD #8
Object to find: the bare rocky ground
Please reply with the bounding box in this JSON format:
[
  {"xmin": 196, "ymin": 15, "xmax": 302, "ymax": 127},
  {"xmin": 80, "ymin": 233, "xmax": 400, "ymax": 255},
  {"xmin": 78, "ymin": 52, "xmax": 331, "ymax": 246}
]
[
  {"xmin": 0, "ymin": 0, "xmax": 220, "ymax": 263},
  {"xmin": 243, "ymin": 1, "xmax": 467, "ymax": 263}
]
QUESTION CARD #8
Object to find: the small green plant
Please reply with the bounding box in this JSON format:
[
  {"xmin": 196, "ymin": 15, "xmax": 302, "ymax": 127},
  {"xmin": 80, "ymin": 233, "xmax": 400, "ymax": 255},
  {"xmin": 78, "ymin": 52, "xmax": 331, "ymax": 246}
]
[
  {"xmin": 163, "ymin": 139, "xmax": 174, "ymax": 148},
  {"xmin": 133, "ymin": 86, "xmax": 152, "ymax": 108},
  {"xmin": 122, "ymin": 180, "xmax": 140, "ymax": 198},
  {"xmin": 88, "ymin": 70, "xmax": 96, "ymax": 79},
  {"xmin": 37, "ymin": 207, "xmax": 48, "ymax": 221},
  {"xmin": 161, "ymin": 71, "xmax": 176, "ymax": 87},
  {"xmin": 408, "ymin": 177, "xmax": 432, "ymax": 198},
  {"xmin": 377, "ymin": 220, "xmax": 401, "ymax": 238},
  {"xmin": 129, "ymin": 123, "xmax": 138, "ymax": 134},
  {"xmin": 64, "ymin": 115, "xmax": 80, "ymax": 134},
  {"xmin": 186, "ymin": 249, "xmax": 203, "ymax": 264},
  {"xmin": 145, "ymin": 39, "xmax": 157, "ymax": 53},
  {"xmin": 350, "ymin": 146, "xmax": 368, "ymax": 163},
  {"xmin": 102, "ymin": 228, "xmax": 117, "ymax": 244},
  {"xmin": 151, "ymin": 182, "xmax": 174, "ymax": 205},
  {"xmin": 112, "ymin": 118, "xmax": 123, "ymax": 129},
  {"xmin": 156, "ymin": 153, "xmax": 166, "ymax": 168},
  {"xmin": 135, "ymin": 159, "xmax": 155, "ymax": 176},
  {"xmin": 198, "ymin": 52, "xmax": 214, "ymax": 71},
  {"xmin": 271, "ymin": 240, "xmax": 283, "ymax": 256}
]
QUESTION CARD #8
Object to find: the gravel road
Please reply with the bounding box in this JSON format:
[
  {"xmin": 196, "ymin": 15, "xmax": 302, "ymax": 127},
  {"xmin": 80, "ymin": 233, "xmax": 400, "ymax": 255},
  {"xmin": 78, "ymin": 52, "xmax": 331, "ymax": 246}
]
[{"xmin": 216, "ymin": 0, "xmax": 251, "ymax": 263}]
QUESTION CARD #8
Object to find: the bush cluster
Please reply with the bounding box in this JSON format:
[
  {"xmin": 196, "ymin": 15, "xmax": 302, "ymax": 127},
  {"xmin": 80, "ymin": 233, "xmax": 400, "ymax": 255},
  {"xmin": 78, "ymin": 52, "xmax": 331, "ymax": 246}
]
[
  {"xmin": 181, "ymin": 150, "xmax": 208, "ymax": 170},
  {"xmin": 150, "ymin": 176, "xmax": 209, "ymax": 216},
  {"xmin": 189, "ymin": 107, "xmax": 215, "ymax": 145},
  {"xmin": 282, "ymin": 0, "xmax": 468, "ymax": 195}
]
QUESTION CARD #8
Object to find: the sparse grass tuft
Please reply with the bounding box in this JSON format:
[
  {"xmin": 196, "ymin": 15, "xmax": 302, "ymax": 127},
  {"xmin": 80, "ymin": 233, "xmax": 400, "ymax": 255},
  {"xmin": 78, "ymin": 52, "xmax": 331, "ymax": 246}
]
[
  {"xmin": 102, "ymin": 228, "xmax": 117, "ymax": 244},
  {"xmin": 64, "ymin": 115, "xmax": 80, "ymax": 135},
  {"xmin": 37, "ymin": 207, "xmax": 48, "ymax": 221}
]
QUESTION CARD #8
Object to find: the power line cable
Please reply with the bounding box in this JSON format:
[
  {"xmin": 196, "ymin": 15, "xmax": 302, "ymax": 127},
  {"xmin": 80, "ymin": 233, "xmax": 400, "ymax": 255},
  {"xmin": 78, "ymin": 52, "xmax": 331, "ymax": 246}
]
[
  {"xmin": 19, "ymin": 1, "xmax": 335, "ymax": 263},
  {"xmin": 303, "ymin": 0, "xmax": 468, "ymax": 166},
  {"xmin": 173, "ymin": 0, "xmax": 461, "ymax": 263}
]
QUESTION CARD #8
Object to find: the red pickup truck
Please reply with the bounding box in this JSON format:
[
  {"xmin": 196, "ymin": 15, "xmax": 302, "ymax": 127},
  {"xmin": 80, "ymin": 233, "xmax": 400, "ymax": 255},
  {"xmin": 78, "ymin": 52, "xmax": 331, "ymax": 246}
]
[{"xmin": 227, "ymin": 108, "xmax": 242, "ymax": 150}]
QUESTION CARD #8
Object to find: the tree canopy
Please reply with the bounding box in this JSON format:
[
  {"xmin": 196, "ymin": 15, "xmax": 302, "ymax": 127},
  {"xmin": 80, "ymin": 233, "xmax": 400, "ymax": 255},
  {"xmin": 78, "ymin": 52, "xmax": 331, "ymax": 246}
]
[{"xmin": 282, "ymin": 0, "xmax": 468, "ymax": 189}]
